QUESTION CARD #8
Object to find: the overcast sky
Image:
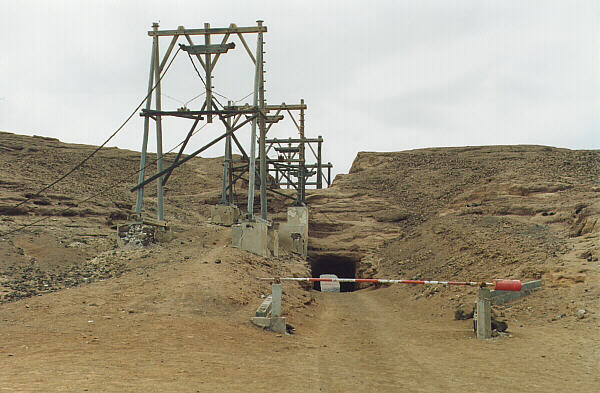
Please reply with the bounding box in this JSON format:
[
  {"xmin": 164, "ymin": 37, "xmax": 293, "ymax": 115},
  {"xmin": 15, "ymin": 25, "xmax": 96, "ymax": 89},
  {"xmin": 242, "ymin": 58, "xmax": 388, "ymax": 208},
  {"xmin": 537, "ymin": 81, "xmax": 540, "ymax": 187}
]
[{"xmin": 1, "ymin": 1, "xmax": 598, "ymax": 178}]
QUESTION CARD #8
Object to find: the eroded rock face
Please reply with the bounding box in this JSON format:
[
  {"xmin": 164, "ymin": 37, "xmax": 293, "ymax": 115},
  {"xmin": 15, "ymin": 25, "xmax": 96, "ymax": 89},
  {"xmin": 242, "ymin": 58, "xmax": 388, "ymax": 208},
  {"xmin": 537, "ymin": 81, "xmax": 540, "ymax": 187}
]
[
  {"xmin": 571, "ymin": 201, "xmax": 600, "ymax": 237},
  {"xmin": 302, "ymin": 145, "xmax": 599, "ymax": 285}
]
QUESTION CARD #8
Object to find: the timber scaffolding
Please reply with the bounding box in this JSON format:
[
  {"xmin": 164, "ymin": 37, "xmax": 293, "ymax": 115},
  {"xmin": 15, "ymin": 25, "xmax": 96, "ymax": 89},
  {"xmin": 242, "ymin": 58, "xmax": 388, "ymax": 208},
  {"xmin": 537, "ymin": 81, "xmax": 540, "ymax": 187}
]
[{"xmin": 130, "ymin": 21, "xmax": 333, "ymax": 224}]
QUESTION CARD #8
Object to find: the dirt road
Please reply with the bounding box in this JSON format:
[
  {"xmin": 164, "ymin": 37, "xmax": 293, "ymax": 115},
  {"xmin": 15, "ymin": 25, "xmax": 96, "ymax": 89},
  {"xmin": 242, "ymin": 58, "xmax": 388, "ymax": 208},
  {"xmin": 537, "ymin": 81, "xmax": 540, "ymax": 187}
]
[
  {"xmin": 302, "ymin": 288, "xmax": 598, "ymax": 393},
  {"xmin": 2, "ymin": 277, "xmax": 598, "ymax": 392}
]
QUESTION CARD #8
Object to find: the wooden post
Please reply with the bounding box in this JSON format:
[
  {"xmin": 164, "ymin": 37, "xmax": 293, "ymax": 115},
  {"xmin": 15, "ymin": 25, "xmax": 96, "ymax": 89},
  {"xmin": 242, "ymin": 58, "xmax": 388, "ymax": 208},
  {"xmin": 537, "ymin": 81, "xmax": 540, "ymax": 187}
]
[
  {"xmin": 135, "ymin": 22, "xmax": 157, "ymax": 218},
  {"xmin": 476, "ymin": 288, "xmax": 492, "ymax": 339},
  {"xmin": 247, "ymin": 22, "xmax": 263, "ymax": 219},
  {"xmin": 257, "ymin": 20, "xmax": 267, "ymax": 221},
  {"xmin": 204, "ymin": 22, "xmax": 213, "ymax": 123},
  {"xmin": 317, "ymin": 135, "xmax": 323, "ymax": 189},
  {"xmin": 152, "ymin": 22, "xmax": 165, "ymax": 222},
  {"xmin": 220, "ymin": 101, "xmax": 232, "ymax": 205},
  {"xmin": 298, "ymin": 99, "xmax": 305, "ymax": 203}
]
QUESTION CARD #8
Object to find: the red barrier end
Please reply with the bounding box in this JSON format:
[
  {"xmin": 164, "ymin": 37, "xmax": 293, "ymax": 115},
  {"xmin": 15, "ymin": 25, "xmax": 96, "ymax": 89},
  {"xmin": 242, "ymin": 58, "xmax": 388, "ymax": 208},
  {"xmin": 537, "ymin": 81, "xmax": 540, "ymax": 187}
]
[{"xmin": 494, "ymin": 279, "xmax": 522, "ymax": 292}]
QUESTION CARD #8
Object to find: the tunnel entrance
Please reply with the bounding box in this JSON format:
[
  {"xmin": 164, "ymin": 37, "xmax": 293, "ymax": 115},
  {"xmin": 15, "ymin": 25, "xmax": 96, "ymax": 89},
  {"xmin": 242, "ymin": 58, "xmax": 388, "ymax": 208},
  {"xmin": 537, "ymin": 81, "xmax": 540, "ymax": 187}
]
[{"xmin": 309, "ymin": 254, "xmax": 359, "ymax": 292}]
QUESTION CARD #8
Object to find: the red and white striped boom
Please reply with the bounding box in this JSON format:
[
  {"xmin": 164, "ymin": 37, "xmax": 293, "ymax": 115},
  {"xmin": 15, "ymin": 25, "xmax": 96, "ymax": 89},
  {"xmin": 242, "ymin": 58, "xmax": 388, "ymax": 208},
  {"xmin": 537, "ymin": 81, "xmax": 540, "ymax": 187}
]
[{"xmin": 259, "ymin": 277, "xmax": 522, "ymax": 292}]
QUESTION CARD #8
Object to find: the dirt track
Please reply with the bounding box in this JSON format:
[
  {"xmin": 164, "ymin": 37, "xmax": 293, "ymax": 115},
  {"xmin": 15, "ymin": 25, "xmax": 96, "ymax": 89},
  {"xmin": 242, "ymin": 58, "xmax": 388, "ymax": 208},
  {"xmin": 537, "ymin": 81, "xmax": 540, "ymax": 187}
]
[{"xmin": 2, "ymin": 281, "xmax": 598, "ymax": 392}]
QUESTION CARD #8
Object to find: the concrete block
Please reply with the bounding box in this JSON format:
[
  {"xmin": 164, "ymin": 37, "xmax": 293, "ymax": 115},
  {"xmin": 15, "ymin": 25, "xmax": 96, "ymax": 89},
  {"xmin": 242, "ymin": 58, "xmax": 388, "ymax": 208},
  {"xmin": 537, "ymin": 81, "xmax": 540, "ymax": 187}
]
[
  {"xmin": 491, "ymin": 280, "xmax": 542, "ymax": 305},
  {"xmin": 319, "ymin": 274, "xmax": 341, "ymax": 293},
  {"xmin": 287, "ymin": 207, "xmax": 308, "ymax": 240},
  {"xmin": 287, "ymin": 206, "xmax": 308, "ymax": 227},
  {"xmin": 231, "ymin": 224, "xmax": 242, "ymax": 248},
  {"xmin": 231, "ymin": 220, "xmax": 269, "ymax": 257},
  {"xmin": 210, "ymin": 205, "xmax": 240, "ymax": 226},
  {"xmin": 250, "ymin": 317, "xmax": 271, "ymax": 328},
  {"xmin": 270, "ymin": 317, "xmax": 287, "ymax": 334},
  {"xmin": 250, "ymin": 316, "xmax": 287, "ymax": 334},
  {"xmin": 255, "ymin": 295, "xmax": 273, "ymax": 317},
  {"xmin": 278, "ymin": 206, "xmax": 308, "ymax": 258}
]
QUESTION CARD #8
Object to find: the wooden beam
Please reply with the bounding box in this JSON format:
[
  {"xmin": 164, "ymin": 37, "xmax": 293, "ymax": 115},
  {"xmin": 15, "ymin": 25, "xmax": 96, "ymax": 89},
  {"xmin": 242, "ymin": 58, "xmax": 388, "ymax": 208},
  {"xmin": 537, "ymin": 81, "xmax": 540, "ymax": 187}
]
[
  {"xmin": 181, "ymin": 42, "xmax": 235, "ymax": 55},
  {"xmin": 159, "ymin": 32, "xmax": 180, "ymax": 72},
  {"xmin": 149, "ymin": 25, "xmax": 267, "ymax": 37}
]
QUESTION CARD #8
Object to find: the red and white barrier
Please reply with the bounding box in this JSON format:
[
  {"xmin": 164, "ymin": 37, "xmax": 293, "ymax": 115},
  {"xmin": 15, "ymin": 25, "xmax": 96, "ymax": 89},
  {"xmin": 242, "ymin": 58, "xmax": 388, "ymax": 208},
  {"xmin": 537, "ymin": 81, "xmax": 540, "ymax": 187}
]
[{"xmin": 259, "ymin": 277, "xmax": 522, "ymax": 292}]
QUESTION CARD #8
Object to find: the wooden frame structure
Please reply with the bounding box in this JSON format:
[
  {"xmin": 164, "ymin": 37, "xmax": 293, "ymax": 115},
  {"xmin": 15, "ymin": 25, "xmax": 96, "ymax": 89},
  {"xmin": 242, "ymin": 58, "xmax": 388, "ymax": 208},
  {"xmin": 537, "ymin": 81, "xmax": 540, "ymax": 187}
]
[{"xmin": 131, "ymin": 21, "xmax": 332, "ymax": 223}]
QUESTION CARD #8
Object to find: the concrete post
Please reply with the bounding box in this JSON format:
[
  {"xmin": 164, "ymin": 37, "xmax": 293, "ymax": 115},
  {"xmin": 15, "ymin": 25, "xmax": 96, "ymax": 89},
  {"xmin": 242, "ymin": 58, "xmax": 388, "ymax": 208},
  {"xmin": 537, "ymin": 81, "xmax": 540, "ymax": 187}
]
[
  {"xmin": 271, "ymin": 283, "xmax": 282, "ymax": 317},
  {"xmin": 476, "ymin": 288, "xmax": 492, "ymax": 339}
]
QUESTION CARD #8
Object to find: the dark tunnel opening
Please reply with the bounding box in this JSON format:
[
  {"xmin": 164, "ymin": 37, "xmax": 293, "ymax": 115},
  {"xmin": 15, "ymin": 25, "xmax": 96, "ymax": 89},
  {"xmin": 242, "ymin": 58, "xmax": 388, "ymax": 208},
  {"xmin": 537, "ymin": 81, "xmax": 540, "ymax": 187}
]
[{"xmin": 309, "ymin": 254, "xmax": 359, "ymax": 292}]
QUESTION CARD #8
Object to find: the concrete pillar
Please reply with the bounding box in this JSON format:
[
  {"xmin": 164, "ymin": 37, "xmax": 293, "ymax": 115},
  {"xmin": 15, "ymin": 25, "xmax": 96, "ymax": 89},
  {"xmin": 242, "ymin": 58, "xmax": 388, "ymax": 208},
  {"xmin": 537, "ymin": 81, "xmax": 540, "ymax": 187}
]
[
  {"xmin": 279, "ymin": 206, "xmax": 309, "ymax": 259},
  {"xmin": 272, "ymin": 283, "xmax": 282, "ymax": 317},
  {"xmin": 476, "ymin": 288, "xmax": 492, "ymax": 339}
]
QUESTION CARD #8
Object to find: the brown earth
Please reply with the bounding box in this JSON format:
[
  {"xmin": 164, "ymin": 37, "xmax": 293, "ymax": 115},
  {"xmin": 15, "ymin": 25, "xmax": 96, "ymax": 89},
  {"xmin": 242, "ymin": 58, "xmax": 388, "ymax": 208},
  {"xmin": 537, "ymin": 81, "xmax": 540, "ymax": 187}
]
[{"xmin": 0, "ymin": 131, "xmax": 599, "ymax": 391}]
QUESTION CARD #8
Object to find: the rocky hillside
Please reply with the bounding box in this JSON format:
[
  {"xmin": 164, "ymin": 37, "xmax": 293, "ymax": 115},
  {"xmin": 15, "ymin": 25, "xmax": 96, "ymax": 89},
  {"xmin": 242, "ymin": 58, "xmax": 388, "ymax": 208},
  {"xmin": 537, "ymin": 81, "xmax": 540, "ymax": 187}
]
[
  {"xmin": 0, "ymin": 133, "xmax": 598, "ymax": 321},
  {"xmin": 306, "ymin": 146, "xmax": 599, "ymax": 299}
]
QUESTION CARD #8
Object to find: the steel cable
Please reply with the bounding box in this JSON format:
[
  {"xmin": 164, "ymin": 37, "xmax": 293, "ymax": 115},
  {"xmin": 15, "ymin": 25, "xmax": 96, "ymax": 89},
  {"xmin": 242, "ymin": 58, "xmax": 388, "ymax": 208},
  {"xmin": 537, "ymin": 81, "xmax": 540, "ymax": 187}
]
[
  {"xmin": 0, "ymin": 120, "xmax": 209, "ymax": 237},
  {"xmin": 8, "ymin": 47, "xmax": 182, "ymax": 212}
]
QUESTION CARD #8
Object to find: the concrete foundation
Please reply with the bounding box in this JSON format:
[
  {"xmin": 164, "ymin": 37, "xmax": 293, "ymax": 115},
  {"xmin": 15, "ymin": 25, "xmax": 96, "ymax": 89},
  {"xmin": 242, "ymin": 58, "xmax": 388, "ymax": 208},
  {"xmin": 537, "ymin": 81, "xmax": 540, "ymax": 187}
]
[
  {"xmin": 231, "ymin": 220, "xmax": 269, "ymax": 257},
  {"xmin": 278, "ymin": 224, "xmax": 306, "ymax": 256},
  {"xmin": 250, "ymin": 283, "xmax": 286, "ymax": 334},
  {"xmin": 250, "ymin": 316, "xmax": 286, "ymax": 334},
  {"xmin": 210, "ymin": 204, "xmax": 240, "ymax": 226},
  {"xmin": 278, "ymin": 206, "xmax": 309, "ymax": 258},
  {"xmin": 287, "ymin": 206, "xmax": 308, "ymax": 227}
]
